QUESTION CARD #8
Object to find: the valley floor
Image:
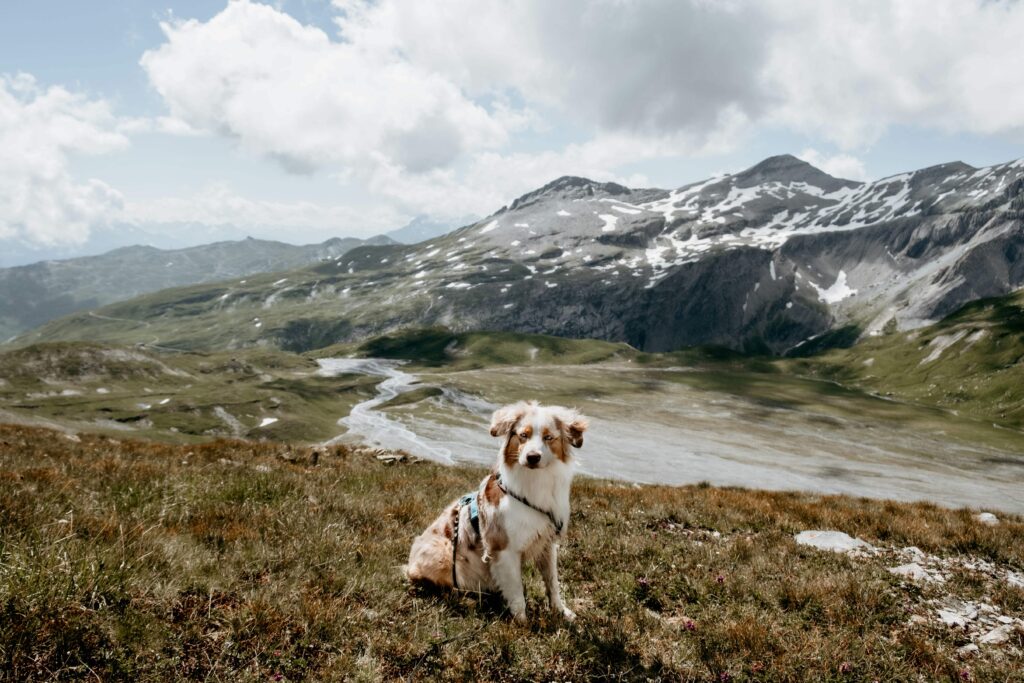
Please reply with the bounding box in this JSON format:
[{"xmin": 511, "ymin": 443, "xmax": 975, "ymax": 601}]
[
  {"xmin": 321, "ymin": 360, "xmax": 1024, "ymax": 515},
  {"xmin": 0, "ymin": 425, "xmax": 1022, "ymax": 681}
]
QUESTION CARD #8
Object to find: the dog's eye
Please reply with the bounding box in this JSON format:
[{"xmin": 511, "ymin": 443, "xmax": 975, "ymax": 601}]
[
  {"xmin": 519, "ymin": 432, "xmax": 529, "ymax": 439},
  {"xmin": 543, "ymin": 434, "xmax": 554, "ymax": 441}
]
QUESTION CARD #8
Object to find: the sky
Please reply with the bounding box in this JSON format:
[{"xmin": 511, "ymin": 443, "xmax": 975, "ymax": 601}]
[{"xmin": 2, "ymin": 0, "xmax": 1024, "ymax": 265}]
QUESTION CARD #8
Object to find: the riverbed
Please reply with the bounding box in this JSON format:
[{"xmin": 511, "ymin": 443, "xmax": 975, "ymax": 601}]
[{"xmin": 317, "ymin": 358, "xmax": 1024, "ymax": 514}]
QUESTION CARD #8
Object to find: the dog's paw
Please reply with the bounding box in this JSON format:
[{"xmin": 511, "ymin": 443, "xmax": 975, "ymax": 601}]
[
  {"xmin": 560, "ymin": 607, "xmax": 577, "ymax": 622},
  {"xmin": 512, "ymin": 611, "xmax": 528, "ymax": 626}
]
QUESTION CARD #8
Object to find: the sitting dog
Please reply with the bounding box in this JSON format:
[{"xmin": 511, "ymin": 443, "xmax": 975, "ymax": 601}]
[{"xmin": 405, "ymin": 400, "xmax": 588, "ymax": 624}]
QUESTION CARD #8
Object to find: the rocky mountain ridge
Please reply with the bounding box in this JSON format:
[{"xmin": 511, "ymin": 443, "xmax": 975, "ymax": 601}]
[{"xmin": 15, "ymin": 154, "xmax": 1024, "ymax": 355}]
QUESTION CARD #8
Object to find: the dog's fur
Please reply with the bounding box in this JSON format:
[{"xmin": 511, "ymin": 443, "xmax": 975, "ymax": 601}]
[{"xmin": 405, "ymin": 400, "xmax": 588, "ymax": 623}]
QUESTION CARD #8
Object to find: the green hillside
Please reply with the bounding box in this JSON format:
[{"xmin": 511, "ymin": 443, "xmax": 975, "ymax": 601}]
[
  {"xmin": 0, "ymin": 236, "xmax": 387, "ymax": 342},
  {"xmin": 788, "ymin": 290, "xmax": 1024, "ymax": 429}
]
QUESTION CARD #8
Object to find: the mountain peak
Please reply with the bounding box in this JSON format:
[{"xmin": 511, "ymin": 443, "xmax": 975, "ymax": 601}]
[
  {"xmin": 508, "ymin": 175, "xmax": 632, "ymax": 211},
  {"xmin": 733, "ymin": 154, "xmax": 862, "ymax": 191}
]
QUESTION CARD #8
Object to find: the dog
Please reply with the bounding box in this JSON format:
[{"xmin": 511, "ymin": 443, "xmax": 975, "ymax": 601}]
[{"xmin": 405, "ymin": 400, "xmax": 588, "ymax": 624}]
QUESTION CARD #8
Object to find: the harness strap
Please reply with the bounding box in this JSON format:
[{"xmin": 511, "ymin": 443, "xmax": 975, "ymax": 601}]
[
  {"xmin": 451, "ymin": 493, "xmax": 480, "ymax": 590},
  {"xmin": 495, "ymin": 472, "xmax": 564, "ymax": 536},
  {"xmin": 451, "ymin": 502, "xmax": 461, "ymax": 589}
]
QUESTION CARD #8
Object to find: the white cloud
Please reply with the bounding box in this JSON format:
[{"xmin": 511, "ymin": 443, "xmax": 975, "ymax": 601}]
[
  {"xmin": 333, "ymin": 0, "xmax": 771, "ymax": 137},
  {"xmin": 140, "ymin": 0, "xmax": 511, "ymax": 175},
  {"xmin": 123, "ymin": 183, "xmax": 403, "ymax": 238},
  {"xmin": 763, "ymin": 0, "xmax": 1024, "ymax": 148},
  {"xmin": 0, "ymin": 73, "xmax": 127, "ymax": 246},
  {"xmin": 797, "ymin": 148, "xmax": 868, "ymax": 182}
]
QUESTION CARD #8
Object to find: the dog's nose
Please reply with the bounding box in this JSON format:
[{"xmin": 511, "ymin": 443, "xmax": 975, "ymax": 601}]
[{"xmin": 526, "ymin": 453, "xmax": 541, "ymax": 466}]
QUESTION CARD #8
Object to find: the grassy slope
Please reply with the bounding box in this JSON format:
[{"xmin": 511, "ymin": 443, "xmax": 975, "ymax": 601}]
[
  {"xmin": 0, "ymin": 343, "xmax": 379, "ymax": 444},
  {"xmin": 787, "ymin": 290, "xmax": 1024, "ymax": 429},
  {"xmin": 315, "ymin": 327, "xmax": 636, "ymax": 369},
  {"xmin": 0, "ymin": 425, "xmax": 1021, "ymax": 681}
]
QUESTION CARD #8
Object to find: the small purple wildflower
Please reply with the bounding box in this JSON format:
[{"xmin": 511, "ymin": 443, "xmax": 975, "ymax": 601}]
[
  {"xmin": 839, "ymin": 662, "xmax": 852, "ymax": 674},
  {"xmin": 716, "ymin": 575, "xmax": 725, "ymax": 584}
]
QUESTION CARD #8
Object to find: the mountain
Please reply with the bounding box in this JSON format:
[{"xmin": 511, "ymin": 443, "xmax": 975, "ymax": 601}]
[
  {"xmin": 385, "ymin": 215, "xmax": 477, "ymax": 244},
  {"xmin": 0, "ymin": 235, "xmax": 393, "ymax": 342},
  {"xmin": 14, "ymin": 154, "xmax": 1024, "ymax": 354}
]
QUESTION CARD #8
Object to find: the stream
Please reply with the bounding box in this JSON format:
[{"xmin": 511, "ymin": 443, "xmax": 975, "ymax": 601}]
[
  {"xmin": 316, "ymin": 358, "xmax": 1024, "ymax": 514},
  {"xmin": 317, "ymin": 358, "xmax": 456, "ymax": 461}
]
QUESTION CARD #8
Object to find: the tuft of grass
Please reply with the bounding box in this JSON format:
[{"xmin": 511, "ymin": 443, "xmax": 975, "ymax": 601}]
[{"xmin": 0, "ymin": 424, "xmax": 1021, "ymax": 681}]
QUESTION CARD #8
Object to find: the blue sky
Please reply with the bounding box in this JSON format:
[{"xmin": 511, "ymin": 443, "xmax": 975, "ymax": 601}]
[{"xmin": 2, "ymin": 0, "xmax": 1024, "ymax": 264}]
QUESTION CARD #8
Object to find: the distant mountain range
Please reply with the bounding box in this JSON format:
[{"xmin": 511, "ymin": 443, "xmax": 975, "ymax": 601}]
[
  {"xmin": 0, "ymin": 235, "xmax": 392, "ymax": 342},
  {"xmin": 385, "ymin": 215, "xmax": 477, "ymax": 244},
  {"xmin": 15, "ymin": 154, "xmax": 1024, "ymax": 355}
]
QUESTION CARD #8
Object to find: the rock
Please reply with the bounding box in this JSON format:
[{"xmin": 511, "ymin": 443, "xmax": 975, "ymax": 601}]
[
  {"xmin": 889, "ymin": 563, "xmax": 945, "ymax": 583},
  {"xmin": 254, "ymin": 464, "xmax": 272, "ymax": 473},
  {"xmin": 976, "ymin": 512, "xmax": 999, "ymax": 526},
  {"xmin": 957, "ymin": 643, "xmax": 979, "ymax": 656},
  {"xmin": 938, "ymin": 610, "xmax": 969, "ymax": 628},
  {"xmin": 978, "ymin": 625, "xmax": 1015, "ymax": 645},
  {"xmin": 997, "ymin": 615, "xmax": 1014, "ymax": 625},
  {"xmin": 1005, "ymin": 571, "xmax": 1024, "ymax": 588},
  {"xmin": 794, "ymin": 530, "xmax": 874, "ymax": 554}
]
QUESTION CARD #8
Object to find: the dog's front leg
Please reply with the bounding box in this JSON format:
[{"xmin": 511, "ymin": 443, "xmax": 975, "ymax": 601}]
[
  {"xmin": 537, "ymin": 542, "xmax": 575, "ymax": 621},
  {"xmin": 490, "ymin": 550, "xmax": 527, "ymax": 624}
]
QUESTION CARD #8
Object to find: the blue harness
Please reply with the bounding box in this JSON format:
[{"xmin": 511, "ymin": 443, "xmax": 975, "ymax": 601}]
[
  {"xmin": 450, "ymin": 479, "xmax": 564, "ymax": 589},
  {"xmin": 451, "ymin": 492, "xmax": 480, "ymax": 589}
]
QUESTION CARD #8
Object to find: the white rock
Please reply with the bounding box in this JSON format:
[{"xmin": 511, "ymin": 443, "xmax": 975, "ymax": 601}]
[
  {"xmin": 794, "ymin": 530, "xmax": 874, "ymax": 554},
  {"xmin": 889, "ymin": 563, "xmax": 945, "ymax": 583},
  {"xmin": 976, "ymin": 512, "xmax": 999, "ymax": 526},
  {"xmin": 997, "ymin": 615, "xmax": 1014, "ymax": 625},
  {"xmin": 957, "ymin": 643, "xmax": 979, "ymax": 656},
  {"xmin": 1006, "ymin": 571, "xmax": 1024, "ymax": 588},
  {"xmin": 901, "ymin": 546, "xmax": 925, "ymax": 559},
  {"xmin": 978, "ymin": 625, "xmax": 1015, "ymax": 645},
  {"xmin": 938, "ymin": 610, "xmax": 969, "ymax": 627}
]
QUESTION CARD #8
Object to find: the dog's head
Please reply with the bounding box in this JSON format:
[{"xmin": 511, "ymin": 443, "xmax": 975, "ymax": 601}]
[{"xmin": 489, "ymin": 401, "xmax": 589, "ymax": 470}]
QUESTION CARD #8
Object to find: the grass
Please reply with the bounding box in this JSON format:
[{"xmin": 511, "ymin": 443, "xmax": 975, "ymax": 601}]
[
  {"xmin": 787, "ymin": 290, "xmax": 1024, "ymax": 430},
  {"xmin": 0, "ymin": 343, "xmax": 379, "ymax": 444},
  {"xmin": 1, "ymin": 424, "xmax": 1021, "ymax": 681},
  {"xmin": 315, "ymin": 327, "xmax": 634, "ymax": 369}
]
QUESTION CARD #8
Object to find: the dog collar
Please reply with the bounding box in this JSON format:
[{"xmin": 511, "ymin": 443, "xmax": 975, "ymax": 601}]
[{"xmin": 495, "ymin": 472, "xmax": 564, "ymax": 536}]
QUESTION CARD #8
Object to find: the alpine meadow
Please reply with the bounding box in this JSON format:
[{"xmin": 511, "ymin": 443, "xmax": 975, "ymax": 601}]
[{"xmin": 1, "ymin": 1, "xmax": 1023, "ymax": 681}]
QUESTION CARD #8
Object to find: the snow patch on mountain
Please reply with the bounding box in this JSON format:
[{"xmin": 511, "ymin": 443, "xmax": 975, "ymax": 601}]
[
  {"xmin": 599, "ymin": 214, "xmax": 619, "ymax": 232},
  {"xmin": 811, "ymin": 270, "xmax": 857, "ymax": 304}
]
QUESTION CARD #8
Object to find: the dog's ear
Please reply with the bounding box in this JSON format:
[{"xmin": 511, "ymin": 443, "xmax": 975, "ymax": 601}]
[
  {"xmin": 490, "ymin": 402, "xmax": 530, "ymax": 437},
  {"xmin": 553, "ymin": 407, "xmax": 589, "ymax": 448}
]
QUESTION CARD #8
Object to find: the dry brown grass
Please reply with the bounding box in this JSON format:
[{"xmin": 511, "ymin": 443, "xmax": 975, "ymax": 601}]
[{"xmin": 0, "ymin": 424, "xmax": 1022, "ymax": 681}]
